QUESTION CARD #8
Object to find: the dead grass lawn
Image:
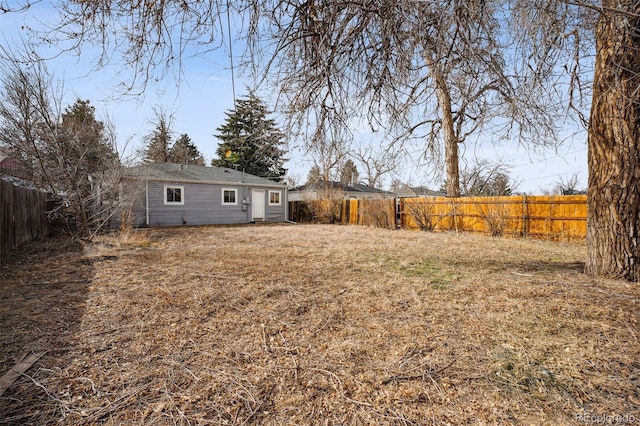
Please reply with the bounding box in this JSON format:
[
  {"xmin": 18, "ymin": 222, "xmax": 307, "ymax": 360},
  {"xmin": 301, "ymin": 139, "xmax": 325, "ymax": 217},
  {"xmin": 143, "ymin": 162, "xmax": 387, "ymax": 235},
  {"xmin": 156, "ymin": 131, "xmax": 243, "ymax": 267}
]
[{"xmin": 1, "ymin": 224, "xmax": 639, "ymax": 425}]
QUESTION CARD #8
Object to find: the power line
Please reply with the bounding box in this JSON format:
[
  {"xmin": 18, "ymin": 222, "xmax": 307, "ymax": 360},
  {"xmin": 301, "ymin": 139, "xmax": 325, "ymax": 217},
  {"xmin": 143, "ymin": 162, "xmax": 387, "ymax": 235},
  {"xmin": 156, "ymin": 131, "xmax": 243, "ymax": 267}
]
[
  {"xmin": 226, "ymin": 0, "xmax": 236, "ymax": 102},
  {"xmin": 508, "ymin": 148, "xmax": 587, "ymax": 169},
  {"xmin": 517, "ymin": 167, "xmax": 587, "ymax": 183}
]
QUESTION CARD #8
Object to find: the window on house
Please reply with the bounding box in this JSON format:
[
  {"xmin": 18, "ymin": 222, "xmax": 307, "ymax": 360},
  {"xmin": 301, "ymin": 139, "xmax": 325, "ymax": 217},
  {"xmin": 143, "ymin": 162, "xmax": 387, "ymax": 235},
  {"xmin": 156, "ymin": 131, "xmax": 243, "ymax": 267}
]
[
  {"xmin": 222, "ymin": 188, "xmax": 237, "ymax": 205},
  {"xmin": 164, "ymin": 185, "xmax": 184, "ymax": 205},
  {"xmin": 269, "ymin": 190, "xmax": 281, "ymax": 206}
]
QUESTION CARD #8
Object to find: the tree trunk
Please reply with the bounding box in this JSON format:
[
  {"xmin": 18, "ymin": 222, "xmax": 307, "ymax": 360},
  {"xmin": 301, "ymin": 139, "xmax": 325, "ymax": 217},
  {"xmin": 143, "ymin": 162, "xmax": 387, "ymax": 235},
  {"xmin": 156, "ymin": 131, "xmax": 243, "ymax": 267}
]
[
  {"xmin": 439, "ymin": 85, "xmax": 460, "ymax": 198},
  {"xmin": 428, "ymin": 58, "xmax": 460, "ymax": 197},
  {"xmin": 585, "ymin": 1, "xmax": 640, "ymax": 281}
]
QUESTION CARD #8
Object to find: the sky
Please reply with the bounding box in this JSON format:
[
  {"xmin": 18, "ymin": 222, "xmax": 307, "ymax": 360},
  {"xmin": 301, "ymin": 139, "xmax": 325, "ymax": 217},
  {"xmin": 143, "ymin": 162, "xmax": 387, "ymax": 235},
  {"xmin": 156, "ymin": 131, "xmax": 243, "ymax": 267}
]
[{"xmin": 0, "ymin": 2, "xmax": 588, "ymax": 194}]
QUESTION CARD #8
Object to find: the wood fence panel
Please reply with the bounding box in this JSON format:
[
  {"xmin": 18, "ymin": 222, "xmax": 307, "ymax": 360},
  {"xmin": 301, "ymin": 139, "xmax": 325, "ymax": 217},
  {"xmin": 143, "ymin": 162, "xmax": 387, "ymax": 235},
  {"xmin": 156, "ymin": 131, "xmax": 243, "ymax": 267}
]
[
  {"xmin": 340, "ymin": 199, "xmax": 359, "ymax": 225},
  {"xmin": 524, "ymin": 195, "xmax": 587, "ymax": 240},
  {"xmin": 289, "ymin": 199, "xmax": 341, "ymax": 223},
  {"xmin": 0, "ymin": 179, "xmax": 48, "ymax": 261},
  {"xmin": 291, "ymin": 195, "xmax": 587, "ymax": 240},
  {"xmin": 401, "ymin": 195, "xmax": 587, "ymax": 240},
  {"xmin": 359, "ymin": 199, "xmax": 395, "ymax": 229}
]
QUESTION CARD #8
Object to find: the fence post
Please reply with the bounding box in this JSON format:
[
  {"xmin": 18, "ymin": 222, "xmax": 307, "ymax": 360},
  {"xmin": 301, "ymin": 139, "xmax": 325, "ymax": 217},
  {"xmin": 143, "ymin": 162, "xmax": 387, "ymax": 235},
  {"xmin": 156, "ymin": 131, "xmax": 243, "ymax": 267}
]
[{"xmin": 522, "ymin": 195, "xmax": 528, "ymax": 237}]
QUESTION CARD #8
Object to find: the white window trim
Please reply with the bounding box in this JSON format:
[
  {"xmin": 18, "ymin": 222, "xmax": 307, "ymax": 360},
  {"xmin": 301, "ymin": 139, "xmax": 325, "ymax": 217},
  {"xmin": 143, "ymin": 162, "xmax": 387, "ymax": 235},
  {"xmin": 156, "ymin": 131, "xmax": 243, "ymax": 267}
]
[
  {"xmin": 268, "ymin": 190, "xmax": 282, "ymax": 206},
  {"xmin": 164, "ymin": 185, "xmax": 184, "ymax": 205},
  {"xmin": 222, "ymin": 188, "xmax": 238, "ymax": 205}
]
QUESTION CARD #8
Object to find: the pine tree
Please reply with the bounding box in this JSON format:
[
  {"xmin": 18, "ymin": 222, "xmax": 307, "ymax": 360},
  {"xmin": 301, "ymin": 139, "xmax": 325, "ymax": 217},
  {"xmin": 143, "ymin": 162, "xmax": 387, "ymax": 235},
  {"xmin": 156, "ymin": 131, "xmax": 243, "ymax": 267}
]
[
  {"xmin": 169, "ymin": 133, "xmax": 204, "ymax": 165},
  {"xmin": 59, "ymin": 99, "xmax": 117, "ymax": 174},
  {"xmin": 212, "ymin": 94, "xmax": 287, "ymax": 181},
  {"xmin": 339, "ymin": 159, "xmax": 359, "ymax": 185},
  {"xmin": 306, "ymin": 165, "xmax": 322, "ymax": 186}
]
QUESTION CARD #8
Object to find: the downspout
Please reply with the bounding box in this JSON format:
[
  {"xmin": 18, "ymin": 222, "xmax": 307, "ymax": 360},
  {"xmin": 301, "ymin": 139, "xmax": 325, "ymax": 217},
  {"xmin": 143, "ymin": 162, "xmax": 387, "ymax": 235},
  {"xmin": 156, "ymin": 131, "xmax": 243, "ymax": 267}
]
[
  {"xmin": 145, "ymin": 180, "xmax": 150, "ymax": 226},
  {"xmin": 243, "ymin": 185, "xmax": 249, "ymax": 223}
]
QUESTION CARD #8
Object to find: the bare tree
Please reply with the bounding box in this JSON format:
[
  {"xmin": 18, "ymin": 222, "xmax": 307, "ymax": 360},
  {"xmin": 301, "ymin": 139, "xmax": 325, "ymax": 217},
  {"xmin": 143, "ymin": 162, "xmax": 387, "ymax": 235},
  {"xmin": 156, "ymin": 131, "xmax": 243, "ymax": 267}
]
[
  {"xmin": 554, "ymin": 172, "xmax": 584, "ymax": 195},
  {"xmin": 142, "ymin": 107, "xmax": 174, "ymax": 163},
  {"xmin": 0, "ymin": 56, "xmax": 127, "ymax": 239},
  {"xmin": 35, "ymin": 1, "xmax": 582, "ymax": 194},
  {"xmin": 0, "ymin": 1, "xmax": 37, "ymax": 13},
  {"xmin": 388, "ymin": 178, "xmax": 404, "ymax": 193},
  {"xmin": 458, "ymin": 159, "xmax": 517, "ymax": 196},
  {"xmin": 49, "ymin": 1, "xmax": 227, "ymax": 95},
  {"xmin": 0, "ymin": 56, "xmax": 58, "ymax": 190},
  {"xmin": 352, "ymin": 142, "xmax": 403, "ymax": 189},
  {"xmin": 307, "ymin": 133, "xmax": 347, "ymax": 183},
  {"xmin": 285, "ymin": 171, "xmax": 301, "ymax": 188},
  {"xmin": 248, "ymin": 1, "xmax": 588, "ymax": 197}
]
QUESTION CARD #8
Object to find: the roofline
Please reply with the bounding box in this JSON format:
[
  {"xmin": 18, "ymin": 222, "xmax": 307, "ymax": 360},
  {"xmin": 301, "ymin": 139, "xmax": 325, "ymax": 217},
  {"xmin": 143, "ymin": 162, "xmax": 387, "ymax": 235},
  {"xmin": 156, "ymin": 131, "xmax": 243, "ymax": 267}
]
[
  {"xmin": 289, "ymin": 187, "xmax": 392, "ymax": 194},
  {"xmin": 126, "ymin": 175, "xmax": 287, "ymax": 188}
]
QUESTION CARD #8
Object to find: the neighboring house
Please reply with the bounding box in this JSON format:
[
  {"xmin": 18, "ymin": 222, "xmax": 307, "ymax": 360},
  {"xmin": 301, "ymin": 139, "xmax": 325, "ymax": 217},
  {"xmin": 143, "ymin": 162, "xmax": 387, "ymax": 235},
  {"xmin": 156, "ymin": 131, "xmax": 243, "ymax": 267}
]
[
  {"xmin": 395, "ymin": 184, "xmax": 446, "ymax": 198},
  {"xmin": 288, "ymin": 180, "xmax": 394, "ymax": 201},
  {"xmin": 124, "ymin": 163, "xmax": 288, "ymax": 227},
  {"xmin": 0, "ymin": 150, "xmax": 27, "ymax": 180}
]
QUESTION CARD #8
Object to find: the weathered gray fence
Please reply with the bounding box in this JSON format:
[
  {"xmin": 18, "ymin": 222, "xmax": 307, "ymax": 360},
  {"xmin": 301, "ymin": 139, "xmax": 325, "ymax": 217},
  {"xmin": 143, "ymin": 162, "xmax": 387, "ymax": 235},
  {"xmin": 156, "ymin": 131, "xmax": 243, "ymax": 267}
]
[{"xmin": 0, "ymin": 179, "xmax": 48, "ymax": 261}]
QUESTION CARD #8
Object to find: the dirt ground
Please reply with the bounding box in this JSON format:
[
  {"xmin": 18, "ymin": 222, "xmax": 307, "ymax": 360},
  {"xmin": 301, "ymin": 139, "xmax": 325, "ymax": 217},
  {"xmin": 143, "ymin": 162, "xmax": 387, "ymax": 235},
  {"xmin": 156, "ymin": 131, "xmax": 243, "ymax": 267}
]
[{"xmin": 1, "ymin": 224, "xmax": 639, "ymax": 425}]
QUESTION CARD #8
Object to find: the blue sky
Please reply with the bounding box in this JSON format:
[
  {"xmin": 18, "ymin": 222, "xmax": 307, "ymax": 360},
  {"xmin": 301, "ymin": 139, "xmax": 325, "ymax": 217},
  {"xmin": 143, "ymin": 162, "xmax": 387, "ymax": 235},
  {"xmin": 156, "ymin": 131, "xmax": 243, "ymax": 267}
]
[{"xmin": 0, "ymin": 3, "xmax": 588, "ymax": 193}]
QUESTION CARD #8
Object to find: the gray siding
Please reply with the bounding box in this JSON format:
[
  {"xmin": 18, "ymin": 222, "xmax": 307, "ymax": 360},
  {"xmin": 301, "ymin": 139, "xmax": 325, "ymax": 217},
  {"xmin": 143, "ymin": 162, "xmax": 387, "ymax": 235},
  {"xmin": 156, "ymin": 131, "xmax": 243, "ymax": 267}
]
[
  {"xmin": 131, "ymin": 195, "xmax": 148, "ymax": 228},
  {"xmin": 108, "ymin": 191, "xmax": 148, "ymax": 229},
  {"xmin": 143, "ymin": 181, "xmax": 286, "ymax": 227},
  {"xmin": 251, "ymin": 189, "xmax": 287, "ymax": 222}
]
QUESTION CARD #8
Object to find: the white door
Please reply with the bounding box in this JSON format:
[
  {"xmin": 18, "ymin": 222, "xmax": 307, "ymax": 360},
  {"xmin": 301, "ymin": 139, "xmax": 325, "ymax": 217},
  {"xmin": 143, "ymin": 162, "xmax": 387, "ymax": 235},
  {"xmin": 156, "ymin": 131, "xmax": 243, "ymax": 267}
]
[{"xmin": 252, "ymin": 190, "xmax": 265, "ymax": 221}]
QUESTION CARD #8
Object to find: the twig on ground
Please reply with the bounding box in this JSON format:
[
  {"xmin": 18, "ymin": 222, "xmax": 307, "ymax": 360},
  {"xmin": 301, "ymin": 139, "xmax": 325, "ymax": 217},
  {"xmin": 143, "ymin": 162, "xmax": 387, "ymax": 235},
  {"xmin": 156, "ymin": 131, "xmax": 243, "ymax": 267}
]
[{"xmin": 382, "ymin": 358, "xmax": 457, "ymax": 385}]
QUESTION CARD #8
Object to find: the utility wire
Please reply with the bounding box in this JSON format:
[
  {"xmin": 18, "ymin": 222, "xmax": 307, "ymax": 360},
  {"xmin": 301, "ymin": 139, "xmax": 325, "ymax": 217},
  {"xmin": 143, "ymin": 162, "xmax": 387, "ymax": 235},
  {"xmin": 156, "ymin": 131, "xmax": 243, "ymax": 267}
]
[{"xmin": 226, "ymin": 0, "xmax": 237, "ymax": 102}]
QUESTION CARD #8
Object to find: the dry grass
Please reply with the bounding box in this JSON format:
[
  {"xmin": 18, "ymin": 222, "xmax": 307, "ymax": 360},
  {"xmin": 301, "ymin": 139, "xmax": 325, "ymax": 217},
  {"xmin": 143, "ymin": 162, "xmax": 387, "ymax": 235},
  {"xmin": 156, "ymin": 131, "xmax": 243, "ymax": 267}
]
[{"xmin": 1, "ymin": 224, "xmax": 640, "ymax": 425}]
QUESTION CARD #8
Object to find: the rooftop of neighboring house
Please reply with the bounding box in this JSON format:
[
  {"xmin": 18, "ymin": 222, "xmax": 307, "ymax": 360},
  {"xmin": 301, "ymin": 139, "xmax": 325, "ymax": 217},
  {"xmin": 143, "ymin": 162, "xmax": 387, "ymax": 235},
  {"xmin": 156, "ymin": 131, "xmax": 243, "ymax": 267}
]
[
  {"xmin": 289, "ymin": 181, "xmax": 395, "ymax": 200},
  {"xmin": 395, "ymin": 184, "xmax": 446, "ymax": 198},
  {"xmin": 125, "ymin": 163, "xmax": 286, "ymax": 187},
  {"xmin": 0, "ymin": 149, "xmax": 29, "ymax": 180},
  {"xmin": 0, "ymin": 147, "xmax": 16, "ymax": 166},
  {"xmin": 289, "ymin": 180, "xmax": 393, "ymax": 196}
]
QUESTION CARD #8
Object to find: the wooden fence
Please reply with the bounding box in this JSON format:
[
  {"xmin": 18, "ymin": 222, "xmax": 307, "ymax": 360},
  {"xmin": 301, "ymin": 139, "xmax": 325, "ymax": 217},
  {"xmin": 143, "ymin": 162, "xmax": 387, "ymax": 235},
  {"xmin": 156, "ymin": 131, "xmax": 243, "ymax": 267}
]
[
  {"xmin": 0, "ymin": 179, "xmax": 48, "ymax": 261},
  {"xmin": 289, "ymin": 194, "xmax": 588, "ymax": 241}
]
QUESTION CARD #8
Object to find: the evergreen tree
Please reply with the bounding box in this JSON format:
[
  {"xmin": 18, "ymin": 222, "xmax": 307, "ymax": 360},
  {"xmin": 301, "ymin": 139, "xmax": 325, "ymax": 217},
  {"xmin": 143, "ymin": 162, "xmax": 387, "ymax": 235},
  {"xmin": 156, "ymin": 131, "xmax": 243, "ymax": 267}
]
[
  {"xmin": 488, "ymin": 173, "xmax": 512, "ymax": 197},
  {"xmin": 169, "ymin": 133, "xmax": 204, "ymax": 165},
  {"xmin": 339, "ymin": 159, "xmax": 359, "ymax": 185},
  {"xmin": 59, "ymin": 99, "xmax": 117, "ymax": 175},
  {"xmin": 305, "ymin": 165, "xmax": 322, "ymax": 186},
  {"xmin": 56, "ymin": 99, "xmax": 120, "ymax": 236},
  {"xmin": 212, "ymin": 94, "xmax": 287, "ymax": 181}
]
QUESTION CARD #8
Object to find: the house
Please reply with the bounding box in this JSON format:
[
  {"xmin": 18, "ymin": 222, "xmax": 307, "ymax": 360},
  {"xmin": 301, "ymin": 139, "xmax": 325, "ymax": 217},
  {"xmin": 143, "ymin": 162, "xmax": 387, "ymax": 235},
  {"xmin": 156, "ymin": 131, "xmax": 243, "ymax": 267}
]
[
  {"xmin": 0, "ymin": 149, "xmax": 27, "ymax": 180},
  {"xmin": 288, "ymin": 180, "xmax": 394, "ymax": 201},
  {"xmin": 395, "ymin": 184, "xmax": 445, "ymax": 198},
  {"xmin": 124, "ymin": 163, "xmax": 288, "ymax": 227}
]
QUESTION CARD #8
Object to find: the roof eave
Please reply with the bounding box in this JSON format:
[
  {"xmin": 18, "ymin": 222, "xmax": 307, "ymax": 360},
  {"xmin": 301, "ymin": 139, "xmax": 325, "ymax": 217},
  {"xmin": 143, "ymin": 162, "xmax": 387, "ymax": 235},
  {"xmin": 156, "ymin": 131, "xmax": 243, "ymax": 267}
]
[{"xmin": 126, "ymin": 175, "xmax": 286, "ymax": 188}]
